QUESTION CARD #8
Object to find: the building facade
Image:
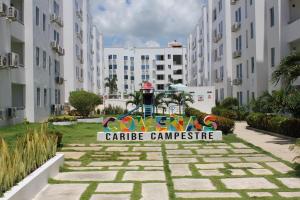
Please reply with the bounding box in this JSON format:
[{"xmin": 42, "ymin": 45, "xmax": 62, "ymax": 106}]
[{"xmin": 103, "ymin": 44, "xmax": 187, "ymax": 95}]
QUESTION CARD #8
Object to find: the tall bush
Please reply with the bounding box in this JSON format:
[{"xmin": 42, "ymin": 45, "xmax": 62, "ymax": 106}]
[
  {"xmin": 69, "ymin": 90, "xmax": 102, "ymax": 117},
  {"xmin": 0, "ymin": 125, "xmax": 57, "ymax": 196}
]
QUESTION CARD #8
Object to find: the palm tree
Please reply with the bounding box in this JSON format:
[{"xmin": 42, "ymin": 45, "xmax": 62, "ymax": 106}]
[
  {"xmin": 169, "ymin": 92, "xmax": 194, "ymax": 115},
  {"xmin": 272, "ymin": 52, "xmax": 300, "ymax": 90},
  {"xmin": 126, "ymin": 91, "xmax": 143, "ymax": 110},
  {"xmin": 105, "ymin": 77, "xmax": 118, "ymax": 95},
  {"xmin": 154, "ymin": 93, "xmax": 165, "ymax": 114}
]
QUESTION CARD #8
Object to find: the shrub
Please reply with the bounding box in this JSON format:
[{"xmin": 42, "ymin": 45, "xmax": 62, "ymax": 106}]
[
  {"xmin": 0, "ymin": 124, "xmax": 57, "ymax": 196},
  {"xmin": 185, "ymin": 107, "xmax": 235, "ymax": 134},
  {"xmin": 102, "ymin": 105, "xmax": 125, "ymax": 115},
  {"xmin": 220, "ymin": 97, "xmax": 239, "ymax": 109},
  {"xmin": 48, "ymin": 115, "xmax": 77, "ymax": 122},
  {"xmin": 69, "ymin": 91, "xmax": 102, "ymax": 117},
  {"xmin": 246, "ymin": 112, "xmax": 300, "ymax": 138}
]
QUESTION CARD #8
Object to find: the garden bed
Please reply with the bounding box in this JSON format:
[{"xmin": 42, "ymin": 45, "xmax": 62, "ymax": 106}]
[{"xmin": 0, "ymin": 154, "xmax": 64, "ymax": 200}]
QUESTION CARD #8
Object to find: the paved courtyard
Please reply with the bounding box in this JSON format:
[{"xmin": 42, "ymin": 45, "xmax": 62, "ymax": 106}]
[{"xmin": 34, "ymin": 142, "xmax": 300, "ymax": 200}]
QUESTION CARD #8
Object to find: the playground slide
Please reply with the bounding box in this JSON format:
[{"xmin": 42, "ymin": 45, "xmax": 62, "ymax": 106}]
[{"xmin": 117, "ymin": 105, "xmax": 142, "ymax": 120}]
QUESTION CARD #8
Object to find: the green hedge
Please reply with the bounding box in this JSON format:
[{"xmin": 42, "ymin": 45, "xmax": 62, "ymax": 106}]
[
  {"xmin": 212, "ymin": 107, "xmax": 249, "ymax": 121},
  {"xmin": 185, "ymin": 107, "xmax": 235, "ymax": 134},
  {"xmin": 246, "ymin": 113, "xmax": 300, "ymax": 138},
  {"xmin": 48, "ymin": 115, "xmax": 77, "ymax": 122}
]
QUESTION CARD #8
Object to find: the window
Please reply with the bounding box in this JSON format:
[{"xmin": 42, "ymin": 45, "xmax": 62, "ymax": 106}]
[
  {"xmin": 250, "ymin": 0, "xmax": 253, "ymax": 5},
  {"xmin": 36, "ymin": 7, "xmax": 39, "ymax": 26},
  {"xmin": 156, "ymin": 55, "xmax": 164, "ymax": 61},
  {"xmin": 246, "ymin": 59, "xmax": 249, "ymax": 78},
  {"xmin": 218, "ymin": 0, "xmax": 222, "ymax": 12},
  {"xmin": 157, "ymin": 84, "xmax": 164, "ymax": 90},
  {"xmin": 113, "ymin": 55, "xmax": 117, "ymax": 59},
  {"xmin": 237, "ymin": 91, "xmax": 243, "ymax": 106},
  {"xmin": 219, "ymin": 44, "xmax": 223, "ymax": 56},
  {"xmin": 236, "ymin": 64, "xmax": 242, "ymax": 78},
  {"xmin": 270, "ymin": 7, "xmax": 275, "ymax": 27},
  {"xmin": 157, "ymin": 75, "xmax": 164, "ymax": 80},
  {"xmin": 220, "ymin": 88, "xmax": 224, "ymax": 101},
  {"xmin": 43, "ymin": 51, "xmax": 46, "ymax": 68},
  {"xmin": 36, "ymin": 47, "xmax": 40, "ymax": 66},
  {"xmin": 246, "ymin": 30, "xmax": 249, "ymax": 48},
  {"xmin": 108, "ymin": 55, "xmax": 112, "ymax": 59},
  {"xmin": 43, "ymin": 14, "xmax": 46, "ymax": 31},
  {"xmin": 235, "ymin": 7, "xmax": 241, "ymax": 22},
  {"xmin": 168, "ymin": 54, "xmax": 171, "ymax": 59},
  {"xmin": 220, "ymin": 66, "xmax": 224, "ymax": 80},
  {"xmin": 44, "ymin": 89, "xmax": 47, "ymax": 107},
  {"xmin": 113, "ymin": 65, "xmax": 117, "ymax": 69},
  {"xmin": 55, "ymin": 60, "xmax": 60, "ymax": 76},
  {"xmin": 37, "ymin": 88, "xmax": 40, "ymax": 107},
  {"xmin": 124, "ymin": 65, "xmax": 128, "ymax": 70},
  {"xmin": 236, "ymin": 36, "xmax": 242, "ymax": 51},
  {"xmin": 247, "ymin": 90, "xmax": 250, "ymax": 104},
  {"xmin": 213, "ymin": 8, "xmax": 217, "ymax": 21},
  {"xmin": 218, "ymin": 21, "xmax": 223, "ymax": 34},
  {"xmin": 245, "ymin": 0, "xmax": 248, "ymax": 18},
  {"xmin": 252, "ymin": 92, "xmax": 255, "ymax": 100},
  {"xmin": 157, "ymin": 65, "xmax": 164, "ymax": 71},
  {"xmin": 250, "ymin": 22, "xmax": 254, "ymax": 39},
  {"xmin": 124, "ymin": 75, "xmax": 128, "ymax": 80},
  {"xmin": 271, "ymin": 47, "xmax": 275, "ymax": 67},
  {"xmin": 251, "ymin": 57, "xmax": 255, "ymax": 73},
  {"xmin": 49, "ymin": 56, "xmax": 51, "ymax": 75},
  {"xmin": 124, "ymin": 56, "xmax": 128, "ymax": 60},
  {"xmin": 53, "ymin": 1, "xmax": 59, "ymax": 15},
  {"xmin": 215, "ymin": 89, "xmax": 219, "ymax": 102},
  {"xmin": 54, "ymin": 30, "xmax": 60, "ymax": 44}
]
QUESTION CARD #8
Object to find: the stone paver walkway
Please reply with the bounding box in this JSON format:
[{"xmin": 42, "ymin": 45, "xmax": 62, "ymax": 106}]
[
  {"xmin": 234, "ymin": 122, "xmax": 298, "ymax": 163},
  {"xmin": 33, "ymin": 141, "xmax": 300, "ymax": 200}
]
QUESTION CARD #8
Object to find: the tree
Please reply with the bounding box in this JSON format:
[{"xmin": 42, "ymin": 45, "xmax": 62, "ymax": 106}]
[
  {"xmin": 250, "ymin": 91, "xmax": 274, "ymax": 113},
  {"xmin": 126, "ymin": 91, "xmax": 143, "ymax": 109},
  {"xmin": 69, "ymin": 91, "xmax": 102, "ymax": 117},
  {"xmin": 272, "ymin": 52, "xmax": 300, "ymax": 90},
  {"xmin": 220, "ymin": 97, "xmax": 239, "ymax": 109},
  {"xmin": 169, "ymin": 92, "xmax": 194, "ymax": 115},
  {"xmin": 154, "ymin": 93, "xmax": 165, "ymax": 114},
  {"xmin": 105, "ymin": 77, "xmax": 118, "ymax": 95},
  {"xmin": 286, "ymin": 89, "xmax": 300, "ymax": 118}
]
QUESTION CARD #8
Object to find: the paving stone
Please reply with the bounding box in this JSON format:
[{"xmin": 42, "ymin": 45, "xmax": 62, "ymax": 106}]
[
  {"xmin": 166, "ymin": 150, "xmax": 192, "ymax": 155},
  {"xmin": 195, "ymin": 163, "xmax": 225, "ymax": 169},
  {"xmin": 123, "ymin": 171, "xmax": 165, "ymax": 181},
  {"xmin": 277, "ymin": 178, "xmax": 300, "ymax": 189},
  {"xmin": 203, "ymin": 157, "xmax": 242, "ymax": 163},
  {"xmin": 168, "ymin": 157, "xmax": 198, "ymax": 164},
  {"xmin": 176, "ymin": 192, "xmax": 241, "ymax": 198},
  {"xmin": 231, "ymin": 149, "xmax": 257, "ymax": 154},
  {"xmin": 228, "ymin": 169, "xmax": 246, "ymax": 176},
  {"xmin": 144, "ymin": 143, "xmax": 161, "ymax": 146},
  {"xmin": 59, "ymin": 152, "xmax": 85, "ymax": 159},
  {"xmin": 173, "ymin": 178, "xmax": 216, "ymax": 191},
  {"xmin": 265, "ymin": 162, "xmax": 293, "ymax": 174},
  {"xmin": 67, "ymin": 144, "xmax": 86, "ymax": 147},
  {"xmin": 169, "ymin": 164, "xmax": 192, "ymax": 176},
  {"xmin": 231, "ymin": 143, "xmax": 249, "ymax": 148},
  {"xmin": 229, "ymin": 162, "xmax": 263, "ymax": 169},
  {"xmin": 95, "ymin": 183, "xmax": 134, "ymax": 192},
  {"xmin": 133, "ymin": 147, "xmax": 161, "ymax": 151},
  {"xmin": 68, "ymin": 167, "xmax": 103, "ymax": 170},
  {"xmin": 128, "ymin": 161, "xmax": 163, "ymax": 166},
  {"xmin": 106, "ymin": 147, "xmax": 129, "ymax": 152},
  {"xmin": 216, "ymin": 146, "xmax": 232, "ymax": 149},
  {"xmin": 146, "ymin": 152, "xmax": 163, "ymax": 160},
  {"xmin": 229, "ymin": 154, "xmax": 266, "ymax": 157},
  {"xmin": 55, "ymin": 171, "xmax": 117, "ymax": 181},
  {"xmin": 165, "ymin": 144, "xmax": 178, "ymax": 149},
  {"xmin": 118, "ymin": 156, "xmax": 140, "ymax": 160},
  {"xmin": 141, "ymin": 183, "xmax": 168, "ymax": 200},
  {"xmin": 34, "ymin": 184, "xmax": 89, "ymax": 200},
  {"xmin": 88, "ymin": 161, "xmax": 124, "ymax": 167},
  {"xmin": 278, "ymin": 192, "xmax": 300, "ymax": 197},
  {"xmin": 109, "ymin": 166, "xmax": 139, "ymax": 170},
  {"xmin": 247, "ymin": 192, "xmax": 273, "ymax": 197},
  {"xmin": 144, "ymin": 166, "xmax": 163, "ymax": 170},
  {"xmin": 167, "ymin": 155, "xmax": 203, "ymax": 158},
  {"xmin": 65, "ymin": 161, "xmax": 81, "ymax": 167},
  {"xmin": 89, "ymin": 143, "xmax": 101, "ymax": 147},
  {"xmin": 182, "ymin": 144, "xmax": 201, "ymax": 146},
  {"xmin": 62, "ymin": 146, "xmax": 102, "ymax": 151},
  {"xmin": 91, "ymin": 154, "xmax": 111, "ymax": 158},
  {"xmin": 248, "ymin": 169, "xmax": 273, "ymax": 175},
  {"xmin": 90, "ymin": 194, "xmax": 131, "ymax": 200},
  {"xmin": 243, "ymin": 156, "xmax": 276, "ymax": 162},
  {"xmin": 184, "ymin": 146, "xmax": 200, "ymax": 149},
  {"xmin": 199, "ymin": 169, "xmax": 224, "ymax": 176},
  {"xmin": 202, "ymin": 146, "xmax": 215, "ymax": 149},
  {"xmin": 221, "ymin": 178, "xmax": 278, "ymax": 189},
  {"xmin": 120, "ymin": 152, "xmax": 141, "ymax": 156},
  {"xmin": 196, "ymin": 149, "xmax": 228, "ymax": 154}
]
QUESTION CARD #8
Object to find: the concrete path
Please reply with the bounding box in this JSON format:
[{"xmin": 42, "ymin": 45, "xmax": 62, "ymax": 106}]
[{"xmin": 234, "ymin": 122, "xmax": 298, "ymax": 163}]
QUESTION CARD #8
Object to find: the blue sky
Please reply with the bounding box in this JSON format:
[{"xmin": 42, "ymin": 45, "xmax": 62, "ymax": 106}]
[{"xmin": 91, "ymin": 0, "xmax": 206, "ymax": 48}]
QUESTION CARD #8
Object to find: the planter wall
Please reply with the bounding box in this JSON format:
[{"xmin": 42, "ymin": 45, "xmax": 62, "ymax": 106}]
[
  {"xmin": 52, "ymin": 121, "xmax": 77, "ymax": 126},
  {"xmin": 77, "ymin": 118, "xmax": 103, "ymax": 123},
  {"xmin": 0, "ymin": 153, "xmax": 64, "ymax": 200}
]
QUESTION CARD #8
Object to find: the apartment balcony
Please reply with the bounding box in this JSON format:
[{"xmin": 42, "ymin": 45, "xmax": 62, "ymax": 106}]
[
  {"xmin": 232, "ymin": 78, "xmax": 242, "ymax": 85},
  {"xmin": 285, "ymin": 18, "xmax": 300, "ymax": 44},
  {"xmin": 215, "ymin": 77, "xmax": 223, "ymax": 83},
  {"xmin": 76, "ymin": 30, "xmax": 83, "ymax": 43},
  {"xmin": 213, "ymin": 33, "xmax": 222, "ymax": 43},
  {"xmin": 231, "ymin": 0, "xmax": 239, "ymax": 5},
  {"xmin": 76, "ymin": 9, "xmax": 83, "ymax": 21},
  {"xmin": 232, "ymin": 50, "xmax": 242, "ymax": 59},
  {"xmin": 50, "ymin": 13, "xmax": 63, "ymax": 27},
  {"xmin": 231, "ymin": 22, "xmax": 241, "ymax": 32},
  {"xmin": 50, "ymin": 41, "xmax": 65, "ymax": 56},
  {"xmin": 76, "ymin": 54, "xmax": 84, "ymax": 64}
]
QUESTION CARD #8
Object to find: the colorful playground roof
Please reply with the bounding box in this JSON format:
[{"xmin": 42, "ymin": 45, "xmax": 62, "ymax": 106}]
[{"xmin": 142, "ymin": 81, "xmax": 154, "ymax": 90}]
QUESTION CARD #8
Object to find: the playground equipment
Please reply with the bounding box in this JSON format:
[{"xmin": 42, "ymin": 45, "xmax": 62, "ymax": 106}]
[{"xmin": 141, "ymin": 81, "xmax": 155, "ymax": 118}]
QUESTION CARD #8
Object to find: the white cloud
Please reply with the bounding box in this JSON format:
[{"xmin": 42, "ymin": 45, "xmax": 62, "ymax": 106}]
[{"xmin": 91, "ymin": 0, "xmax": 205, "ymax": 47}]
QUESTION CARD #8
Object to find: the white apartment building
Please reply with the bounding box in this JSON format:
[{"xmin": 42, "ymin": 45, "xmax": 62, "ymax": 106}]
[
  {"xmin": 210, "ymin": 0, "xmax": 233, "ymax": 103},
  {"xmin": 266, "ymin": 0, "xmax": 300, "ymax": 93},
  {"xmin": 63, "ymin": 0, "xmax": 84, "ymax": 102},
  {"xmin": 187, "ymin": 5, "xmax": 212, "ymax": 87},
  {"xmin": 0, "ymin": 0, "xmax": 65, "ymax": 126},
  {"xmin": 231, "ymin": 0, "xmax": 268, "ymax": 105},
  {"xmin": 103, "ymin": 43, "xmax": 187, "ymax": 95}
]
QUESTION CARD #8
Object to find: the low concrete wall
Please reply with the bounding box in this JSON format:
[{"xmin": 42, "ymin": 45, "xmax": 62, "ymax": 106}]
[{"xmin": 0, "ymin": 153, "xmax": 64, "ymax": 200}]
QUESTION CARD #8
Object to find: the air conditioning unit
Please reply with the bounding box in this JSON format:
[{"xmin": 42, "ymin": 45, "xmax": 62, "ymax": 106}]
[
  {"xmin": 7, "ymin": 6, "xmax": 18, "ymax": 21},
  {"xmin": 0, "ymin": 2, "xmax": 8, "ymax": 17},
  {"xmin": 231, "ymin": 22, "xmax": 241, "ymax": 32},
  {"xmin": 55, "ymin": 76, "xmax": 64, "ymax": 84},
  {"xmin": 0, "ymin": 55, "xmax": 7, "ymax": 68},
  {"xmin": 50, "ymin": 13, "xmax": 57, "ymax": 22},
  {"xmin": 8, "ymin": 52, "xmax": 19, "ymax": 68},
  {"xmin": 231, "ymin": 0, "xmax": 238, "ymax": 5},
  {"xmin": 0, "ymin": 109, "xmax": 4, "ymax": 120},
  {"xmin": 7, "ymin": 107, "xmax": 16, "ymax": 118},
  {"xmin": 58, "ymin": 46, "xmax": 65, "ymax": 56},
  {"xmin": 233, "ymin": 50, "xmax": 242, "ymax": 58},
  {"xmin": 51, "ymin": 41, "xmax": 58, "ymax": 50},
  {"xmin": 233, "ymin": 78, "xmax": 242, "ymax": 85}
]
